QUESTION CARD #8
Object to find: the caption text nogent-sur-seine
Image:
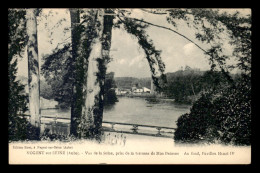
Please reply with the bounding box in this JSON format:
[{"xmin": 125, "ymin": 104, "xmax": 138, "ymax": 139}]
[{"xmin": 12, "ymin": 145, "xmax": 235, "ymax": 156}]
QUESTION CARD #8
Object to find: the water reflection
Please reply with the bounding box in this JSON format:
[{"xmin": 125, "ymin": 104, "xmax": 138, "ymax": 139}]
[{"xmin": 104, "ymin": 103, "xmax": 117, "ymax": 111}]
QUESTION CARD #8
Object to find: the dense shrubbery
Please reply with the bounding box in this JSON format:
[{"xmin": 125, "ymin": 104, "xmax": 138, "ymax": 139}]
[
  {"xmin": 214, "ymin": 75, "xmax": 251, "ymax": 145},
  {"xmin": 9, "ymin": 115, "xmax": 41, "ymax": 141},
  {"xmin": 174, "ymin": 75, "xmax": 251, "ymax": 145},
  {"xmin": 174, "ymin": 94, "xmax": 217, "ymax": 143}
]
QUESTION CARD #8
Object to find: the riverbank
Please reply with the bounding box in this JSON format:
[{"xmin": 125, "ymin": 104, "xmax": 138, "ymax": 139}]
[
  {"xmin": 116, "ymin": 94, "xmax": 196, "ymax": 105},
  {"xmin": 117, "ymin": 93, "xmax": 156, "ymax": 98},
  {"xmin": 117, "ymin": 94, "xmax": 177, "ymax": 103}
]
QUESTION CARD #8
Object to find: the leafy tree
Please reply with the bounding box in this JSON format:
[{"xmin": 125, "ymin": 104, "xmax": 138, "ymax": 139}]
[
  {"xmin": 165, "ymin": 9, "xmax": 251, "ymax": 76},
  {"xmin": 8, "ymin": 9, "xmax": 39, "ymax": 141},
  {"xmin": 171, "ymin": 9, "xmax": 251, "ymax": 145},
  {"xmin": 41, "ymin": 44, "xmax": 73, "ymax": 109},
  {"xmin": 8, "ymin": 9, "xmax": 27, "ymax": 141}
]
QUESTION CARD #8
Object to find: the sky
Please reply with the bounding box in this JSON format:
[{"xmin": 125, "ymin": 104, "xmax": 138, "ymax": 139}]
[{"xmin": 16, "ymin": 8, "xmax": 251, "ymax": 78}]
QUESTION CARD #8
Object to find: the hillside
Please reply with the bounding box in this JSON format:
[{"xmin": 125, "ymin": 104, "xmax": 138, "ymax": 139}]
[
  {"xmin": 115, "ymin": 77, "xmax": 151, "ymax": 89},
  {"xmin": 114, "ymin": 69, "xmax": 205, "ymax": 89}
]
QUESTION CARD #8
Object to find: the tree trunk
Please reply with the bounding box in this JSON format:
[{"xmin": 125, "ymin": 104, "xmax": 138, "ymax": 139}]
[
  {"xmin": 95, "ymin": 9, "xmax": 114, "ymax": 137},
  {"xmin": 69, "ymin": 8, "xmax": 81, "ymax": 137},
  {"xmin": 79, "ymin": 9, "xmax": 114, "ymax": 139},
  {"xmin": 26, "ymin": 9, "xmax": 40, "ymax": 128}
]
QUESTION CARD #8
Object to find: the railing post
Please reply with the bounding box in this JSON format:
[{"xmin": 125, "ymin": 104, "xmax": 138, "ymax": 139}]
[
  {"xmin": 39, "ymin": 112, "xmax": 44, "ymax": 135},
  {"xmin": 68, "ymin": 123, "xmax": 70, "ymax": 136},
  {"xmin": 131, "ymin": 125, "xmax": 138, "ymax": 133},
  {"xmin": 156, "ymin": 127, "xmax": 162, "ymax": 136},
  {"xmin": 111, "ymin": 123, "xmax": 115, "ymax": 130}
]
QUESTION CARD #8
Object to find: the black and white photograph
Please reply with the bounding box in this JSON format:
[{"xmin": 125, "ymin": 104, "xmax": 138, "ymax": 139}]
[{"xmin": 8, "ymin": 8, "xmax": 251, "ymax": 164}]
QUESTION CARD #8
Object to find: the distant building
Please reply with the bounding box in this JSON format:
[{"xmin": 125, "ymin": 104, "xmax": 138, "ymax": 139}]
[
  {"xmin": 133, "ymin": 87, "xmax": 143, "ymax": 93},
  {"xmin": 116, "ymin": 84, "xmax": 152, "ymax": 95},
  {"xmin": 115, "ymin": 88, "xmax": 131, "ymax": 95},
  {"xmin": 132, "ymin": 87, "xmax": 151, "ymax": 94},
  {"xmin": 143, "ymin": 87, "xmax": 151, "ymax": 93},
  {"xmin": 120, "ymin": 90, "xmax": 128, "ymax": 94}
]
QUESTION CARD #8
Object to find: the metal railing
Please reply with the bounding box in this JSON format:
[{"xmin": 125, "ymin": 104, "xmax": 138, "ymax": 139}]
[
  {"xmin": 40, "ymin": 115, "xmax": 70, "ymax": 135},
  {"xmin": 19, "ymin": 114, "xmax": 176, "ymax": 138},
  {"xmin": 102, "ymin": 121, "xmax": 176, "ymax": 138}
]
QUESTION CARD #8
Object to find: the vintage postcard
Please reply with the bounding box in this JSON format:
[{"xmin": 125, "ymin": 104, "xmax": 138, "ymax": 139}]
[{"xmin": 8, "ymin": 8, "xmax": 251, "ymax": 164}]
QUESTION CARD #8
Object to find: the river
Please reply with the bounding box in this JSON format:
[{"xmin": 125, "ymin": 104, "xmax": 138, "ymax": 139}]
[{"xmin": 40, "ymin": 96, "xmax": 191, "ymax": 129}]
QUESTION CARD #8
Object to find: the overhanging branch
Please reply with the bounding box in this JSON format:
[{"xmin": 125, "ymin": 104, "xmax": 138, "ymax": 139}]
[
  {"xmin": 115, "ymin": 13, "xmax": 208, "ymax": 54},
  {"xmin": 131, "ymin": 18, "xmax": 208, "ymax": 54},
  {"xmin": 117, "ymin": 13, "xmax": 232, "ymax": 78}
]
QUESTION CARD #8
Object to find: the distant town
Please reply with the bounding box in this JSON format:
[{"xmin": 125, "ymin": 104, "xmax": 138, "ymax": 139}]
[{"xmin": 114, "ymin": 84, "xmax": 153, "ymax": 96}]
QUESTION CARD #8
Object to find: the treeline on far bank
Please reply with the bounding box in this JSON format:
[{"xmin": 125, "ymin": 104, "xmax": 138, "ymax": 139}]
[{"xmin": 157, "ymin": 66, "xmax": 241, "ymax": 104}]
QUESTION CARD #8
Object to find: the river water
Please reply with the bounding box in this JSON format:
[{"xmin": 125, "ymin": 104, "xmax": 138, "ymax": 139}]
[
  {"xmin": 103, "ymin": 97, "xmax": 191, "ymax": 128},
  {"xmin": 40, "ymin": 96, "xmax": 191, "ymax": 129}
]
